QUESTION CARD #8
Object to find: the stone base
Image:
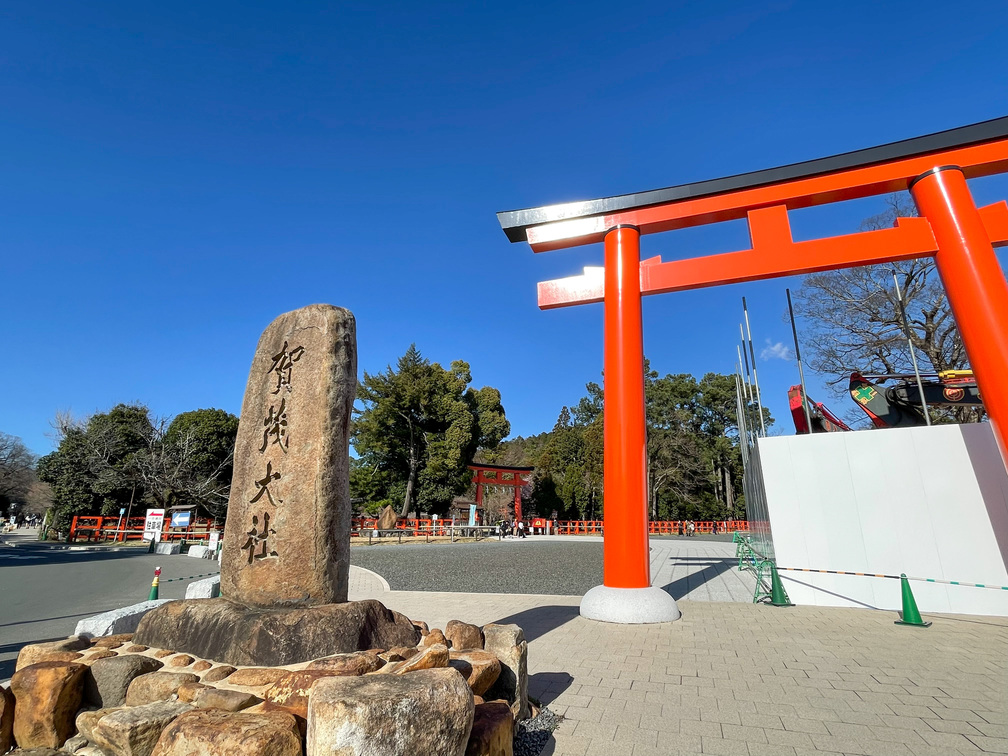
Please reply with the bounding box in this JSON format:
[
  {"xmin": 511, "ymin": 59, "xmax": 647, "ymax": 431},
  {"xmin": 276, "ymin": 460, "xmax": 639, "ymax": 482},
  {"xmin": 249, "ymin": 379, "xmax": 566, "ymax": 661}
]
[
  {"xmin": 579, "ymin": 585, "xmax": 681, "ymax": 624},
  {"xmin": 133, "ymin": 598, "xmax": 420, "ymax": 667},
  {"xmin": 74, "ymin": 600, "xmax": 172, "ymax": 639},
  {"xmin": 184, "ymin": 575, "xmax": 220, "ymax": 600}
]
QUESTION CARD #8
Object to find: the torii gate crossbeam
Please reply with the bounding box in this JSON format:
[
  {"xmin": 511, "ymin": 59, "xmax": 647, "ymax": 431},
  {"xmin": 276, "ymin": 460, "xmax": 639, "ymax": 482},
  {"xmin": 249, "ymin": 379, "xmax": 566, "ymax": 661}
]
[{"xmin": 498, "ymin": 117, "xmax": 1008, "ymax": 624}]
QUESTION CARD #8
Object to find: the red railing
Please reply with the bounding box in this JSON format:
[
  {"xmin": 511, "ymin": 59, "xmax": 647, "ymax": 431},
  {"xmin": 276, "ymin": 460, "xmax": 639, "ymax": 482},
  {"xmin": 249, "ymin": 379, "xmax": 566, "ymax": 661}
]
[
  {"xmin": 68, "ymin": 514, "xmax": 748, "ymax": 543},
  {"xmin": 351, "ymin": 518, "xmax": 456, "ymax": 537},
  {"xmin": 350, "ymin": 518, "xmax": 747, "ymax": 536},
  {"xmin": 68, "ymin": 515, "xmax": 221, "ymax": 543}
]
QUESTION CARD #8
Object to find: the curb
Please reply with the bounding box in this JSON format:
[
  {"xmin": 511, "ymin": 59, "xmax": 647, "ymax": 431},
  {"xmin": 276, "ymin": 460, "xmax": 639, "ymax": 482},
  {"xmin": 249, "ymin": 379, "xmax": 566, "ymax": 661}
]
[{"xmin": 350, "ymin": 564, "xmax": 390, "ymax": 593}]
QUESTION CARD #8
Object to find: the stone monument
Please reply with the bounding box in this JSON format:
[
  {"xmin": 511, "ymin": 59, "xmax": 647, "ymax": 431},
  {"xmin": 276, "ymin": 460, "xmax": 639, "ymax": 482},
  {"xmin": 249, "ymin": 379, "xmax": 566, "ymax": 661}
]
[
  {"xmin": 220, "ymin": 304, "xmax": 356, "ymax": 607},
  {"xmin": 135, "ymin": 305, "xmax": 420, "ymax": 665}
]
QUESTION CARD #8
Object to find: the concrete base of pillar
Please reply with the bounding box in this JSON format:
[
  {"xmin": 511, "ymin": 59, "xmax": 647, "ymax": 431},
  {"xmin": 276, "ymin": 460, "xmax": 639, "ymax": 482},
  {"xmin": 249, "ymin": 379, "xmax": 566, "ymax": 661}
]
[{"xmin": 580, "ymin": 585, "xmax": 681, "ymax": 624}]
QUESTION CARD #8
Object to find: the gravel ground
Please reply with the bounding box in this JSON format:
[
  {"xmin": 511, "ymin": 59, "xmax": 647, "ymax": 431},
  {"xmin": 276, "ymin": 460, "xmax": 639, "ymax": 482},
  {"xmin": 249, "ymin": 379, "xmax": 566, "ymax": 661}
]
[
  {"xmin": 349, "ymin": 540, "xmax": 602, "ymax": 595},
  {"xmin": 515, "ymin": 707, "xmax": 562, "ymax": 756}
]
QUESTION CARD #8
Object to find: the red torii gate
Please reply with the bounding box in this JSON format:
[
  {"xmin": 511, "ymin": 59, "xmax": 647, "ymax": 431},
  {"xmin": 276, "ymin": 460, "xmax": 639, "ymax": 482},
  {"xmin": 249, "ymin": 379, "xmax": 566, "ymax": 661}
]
[
  {"xmin": 497, "ymin": 117, "xmax": 1008, "ymax": 624},
  {"xmin": 469, "ymin": 464, "xmax": 533, "ymax": 523}
]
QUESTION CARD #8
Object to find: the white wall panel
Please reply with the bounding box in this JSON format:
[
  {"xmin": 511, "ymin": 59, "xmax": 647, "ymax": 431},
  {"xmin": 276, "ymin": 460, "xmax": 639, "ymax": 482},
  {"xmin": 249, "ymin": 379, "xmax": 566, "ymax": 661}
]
[{"xmin": 758, "ymin": 424, "xmax": 1008, "ymax": 617}]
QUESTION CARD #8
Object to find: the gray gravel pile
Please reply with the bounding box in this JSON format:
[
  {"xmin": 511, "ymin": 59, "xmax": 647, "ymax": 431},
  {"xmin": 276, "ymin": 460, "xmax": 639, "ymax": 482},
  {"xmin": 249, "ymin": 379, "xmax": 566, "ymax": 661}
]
[
  {"xmin": 350, "ymin": 541, "xmax": 602, "ymax": 595},
  {"xmin": 514, "ymin": 707, "xmax": 562, "ymax": 756}
]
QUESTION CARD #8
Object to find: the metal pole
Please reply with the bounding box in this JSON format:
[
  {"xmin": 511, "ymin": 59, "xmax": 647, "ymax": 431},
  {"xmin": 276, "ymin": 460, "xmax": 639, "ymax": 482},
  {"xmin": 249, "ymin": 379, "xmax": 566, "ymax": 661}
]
[
  {"xmin": 739, "ymin": 337, "xmax": 760, "ymax": 441},
  {"xmin": 734, "ymin": 369, "xmax": 750, "ymax": 466},
  {"xmin": 737, "ymin": 343, "xmax": 751, "ymax": 400},
  {"xmin": 892, "ymin": 273, "xmax": 931, "ymax": 426},
  {"xmin": 742, "ymin": 298, "xmax": 768, "ymax": 436},
  {"xmin": 786, "ymin": 288, "xmax": 814, "ymax": 433}
]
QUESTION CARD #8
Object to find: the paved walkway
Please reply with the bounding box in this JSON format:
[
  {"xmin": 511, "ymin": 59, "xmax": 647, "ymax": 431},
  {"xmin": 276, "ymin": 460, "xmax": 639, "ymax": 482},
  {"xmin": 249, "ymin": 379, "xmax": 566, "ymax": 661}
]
[{"xmin": 351, "ymin": 567, "xmax": 1008, "ymax": 755}]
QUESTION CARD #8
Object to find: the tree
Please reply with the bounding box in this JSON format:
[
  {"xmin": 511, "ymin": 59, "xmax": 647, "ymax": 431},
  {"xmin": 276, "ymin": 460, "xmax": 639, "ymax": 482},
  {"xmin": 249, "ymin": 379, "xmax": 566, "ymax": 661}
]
[
  {"xmin": 36, "ymin": 403, "xmax": 239, "ymax": 535},
  {"xmin": 492, "ymin": 366, "xmax": 767, "ymax": 523},
  {"xmin": 352, "ymin": 345, "xmax": 510, "ymax": 516},
  {"xmin": 37, "ymin": 404, "xmax": 153, "ymax": 533},
  {"xmin": 136, "ymin": 409, "xmax": 239, "ymax": 519},
  {"xmin": 23, "ymin": 480, "xmax": 54, "ymax": 518},
  {"xmin": 0, "ymin": 432, "xmax": 36, "ymax": 517},
  {"xmin": 792, "ymin": 193, "xmax": 976, "ymax": 422}
]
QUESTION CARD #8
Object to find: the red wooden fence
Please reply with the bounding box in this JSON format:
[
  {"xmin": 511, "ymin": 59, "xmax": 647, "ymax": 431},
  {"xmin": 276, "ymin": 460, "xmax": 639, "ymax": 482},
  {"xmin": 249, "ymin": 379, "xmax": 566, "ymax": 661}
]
[
  {"xmin": 68, "ymin": 515, "xmax": 748, "ymax": 542},
  {"xmin": 68, "ymin": 515, "xmax": 221, "ymax": 543}
]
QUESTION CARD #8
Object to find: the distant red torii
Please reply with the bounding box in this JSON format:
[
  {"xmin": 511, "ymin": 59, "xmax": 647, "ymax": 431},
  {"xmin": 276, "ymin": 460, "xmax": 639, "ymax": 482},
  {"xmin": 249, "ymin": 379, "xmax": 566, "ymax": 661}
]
[{"xmin": 469, "ymin": 464, "xmax": 533, "ymax": 523}]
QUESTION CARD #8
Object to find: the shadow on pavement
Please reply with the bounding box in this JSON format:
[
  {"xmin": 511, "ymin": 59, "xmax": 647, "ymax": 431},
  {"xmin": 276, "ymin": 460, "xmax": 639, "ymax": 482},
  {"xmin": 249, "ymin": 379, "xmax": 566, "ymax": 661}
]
[
  {"xmin": 0, "ymin": 611, "xmax": 103, "ymax": 629},
  {"xmin": 660, "ymin": 557, "xmax": 734, "ymax": 599},
  {"xmin": 489, "ymin": 604, "xmax": 580, "ymax": 643},
  {"xmin": 0, "ymin": 544, "xmax": 155, "ymax": 567},
  {"xmin": 528, "ymin": 671, "xmax": 574, "ymax": 705}
]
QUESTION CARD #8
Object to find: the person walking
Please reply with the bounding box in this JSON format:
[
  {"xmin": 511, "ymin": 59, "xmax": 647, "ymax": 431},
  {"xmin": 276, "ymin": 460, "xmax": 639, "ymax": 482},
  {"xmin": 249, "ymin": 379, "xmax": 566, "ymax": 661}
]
[{"xmin": 517, "ymin": 520, "xmax": 526, "ymax": 539}]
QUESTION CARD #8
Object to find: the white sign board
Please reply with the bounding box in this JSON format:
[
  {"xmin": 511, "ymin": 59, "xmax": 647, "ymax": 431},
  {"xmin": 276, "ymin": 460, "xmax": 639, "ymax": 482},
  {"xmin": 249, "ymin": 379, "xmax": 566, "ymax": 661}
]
[
  {"xmin": 208, "ymin": 530, "xmax": 220, "ymax": 551},
  {"xmin": 143, "ymin": 508, "xmax": 165, "ymax": 542}
]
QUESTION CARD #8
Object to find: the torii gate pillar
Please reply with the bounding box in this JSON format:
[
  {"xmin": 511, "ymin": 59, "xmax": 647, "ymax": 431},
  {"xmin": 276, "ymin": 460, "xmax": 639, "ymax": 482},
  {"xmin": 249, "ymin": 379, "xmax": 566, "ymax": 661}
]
[
  {"xmin": 910, "ymin": 167, "xmax": 1008, "ymax": 465},
  {"xmin": 580, "ymin": 225, "xmax": 681, "ymax": 623}
]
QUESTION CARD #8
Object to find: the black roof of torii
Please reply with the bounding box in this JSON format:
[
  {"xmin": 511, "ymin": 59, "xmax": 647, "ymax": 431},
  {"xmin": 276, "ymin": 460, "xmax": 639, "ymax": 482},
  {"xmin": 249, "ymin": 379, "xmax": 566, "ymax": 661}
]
[{"xmin": 496, "ymin": 116, "xmax": 1008, "ymax": 244}]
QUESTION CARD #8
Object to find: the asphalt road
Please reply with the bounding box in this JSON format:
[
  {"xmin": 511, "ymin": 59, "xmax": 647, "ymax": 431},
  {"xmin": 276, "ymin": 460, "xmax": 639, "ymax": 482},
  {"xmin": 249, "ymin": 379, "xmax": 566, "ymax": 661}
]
[
  {"xmin": 350, "ymin": 539, "xmax": 605, "ymax": 596},
  {"xmin": 0, "ymin": 531, "xmax": 217, "ymax": 681}
]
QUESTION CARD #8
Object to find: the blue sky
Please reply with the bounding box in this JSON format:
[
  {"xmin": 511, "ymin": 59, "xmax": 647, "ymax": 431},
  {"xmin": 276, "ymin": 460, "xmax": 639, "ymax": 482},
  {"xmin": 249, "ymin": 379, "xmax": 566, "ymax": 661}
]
[{"xmin": 4, "ymin": 1, "xmax": 1008, "ymax": 456}]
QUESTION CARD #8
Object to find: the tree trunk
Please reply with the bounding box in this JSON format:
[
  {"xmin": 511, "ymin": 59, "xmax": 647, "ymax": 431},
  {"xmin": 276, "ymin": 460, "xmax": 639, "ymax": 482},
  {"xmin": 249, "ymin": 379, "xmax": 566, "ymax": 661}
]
[
  {"xmin": 400, "ymin": 429, "xmax": 418, "ymax": 518},
  {"xmin": 724, "ymin": 466, "xmax": 733, "ymax": 516}
]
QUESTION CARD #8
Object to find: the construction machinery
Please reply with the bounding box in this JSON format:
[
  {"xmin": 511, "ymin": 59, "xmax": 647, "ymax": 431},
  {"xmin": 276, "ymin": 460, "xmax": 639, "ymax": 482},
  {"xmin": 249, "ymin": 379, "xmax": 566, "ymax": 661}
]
[
  {"xmin": 790, "ymin": 370, "xmax": 983, "ymax": 433},
  {"xmin": 849, "ymin": 370, "xmax": 982, "ymax": 428},
  {"xmin": 788, "ymin": 385, "xmax": 852, "ymax": 434}
]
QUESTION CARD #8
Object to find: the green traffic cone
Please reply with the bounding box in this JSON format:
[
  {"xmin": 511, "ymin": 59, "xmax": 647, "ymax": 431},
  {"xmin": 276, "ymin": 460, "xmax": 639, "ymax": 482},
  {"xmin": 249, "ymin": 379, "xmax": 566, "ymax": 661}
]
[
  {"xmin": 769, "ymin": 563, "xmax": 793, "ymax": 607},
  {"xmin": 894, "ymin": 574, "xmax": 931, "ymax": 627},
  {"xmin": 148, "ymin": 566, "xmax": 161, "ymax": 601}
]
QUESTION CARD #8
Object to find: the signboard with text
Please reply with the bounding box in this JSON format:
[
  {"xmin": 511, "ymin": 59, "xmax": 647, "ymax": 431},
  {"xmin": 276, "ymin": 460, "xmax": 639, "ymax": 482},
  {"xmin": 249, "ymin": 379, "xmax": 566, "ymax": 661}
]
[{"xmin": 143, "ymin": 508, "xmax": 165, "ymax": 541}]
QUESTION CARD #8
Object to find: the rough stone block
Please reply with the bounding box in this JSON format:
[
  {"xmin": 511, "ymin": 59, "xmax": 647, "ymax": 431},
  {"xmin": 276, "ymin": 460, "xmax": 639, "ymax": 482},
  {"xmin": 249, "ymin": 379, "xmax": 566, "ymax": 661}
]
[
  {"xmin": 446, "ymin": 619, "xmax": 484, "ymax": 650},
  {"xmin": 16, "ymin": 637, "xmax": 90, "ymax": 672},
  {"xmin": 93, "ymin": 634, "xmax": 133, "ymax": 649},
  {"xmin": 74, "ymin": 600, "xmax": 172, "ymax": 639},
  {"xmin": 125, "ymin": 672, "xmax": 199, "ymax": 707},
  {"xmin": 482, "ymin": 624, "xmax": 529, "ymax": 721},
  {"xmin": 466, "ymin": 700, "xmax": 514, "ymax": 756},
  {"xmin": 0, "ymin": 685, "xmax": 13, "ymax": 754},
  {"xmin": 449, "ymin": 650, "xmax": 502, "ymax": 697},
  {"xmin": 186, "ymin": 545, "xmax": 213, "ymax": 559},
  {"xmin": 76, "ymin": 707, "xmax": 124, "ymax": 742},
  {"xmin": 392, "ymin": 643, "xmax": 448, "ymax": 674},
  {"xmin": 199, "ymin": 665, "xmax": 236, "ymax": 683},
  {"xmin": 307, "ymin": 668, "xmax": 474, "ymax": 756},
  {"xmin": 10, "ymin": 661, "xmax": 88, "ymax": 749},
  {"xmin": 305, "ymin": 650, "xmax": 384, "ymax": 676},
  {"xmin": 225, "ymin": 667, "xmax": 288, "ymax": 687},
  {"xmin": 195, "ymin": 688, "xmax": 262, "ymax": 712},
  {"xmin": 91, "ymin": 700, "xmax": 193, "ymax": 756},
  {"xmin": 85, "ymin": 653, "xmax": 164, "ymax": 707},
  {"xmin": 151, "ymin": 709, "xmax": 302, "ymax": 756},
  {"xmin": 183, "ymin": 575, "xmax": 220, "ymax": 599},
  {"xmin": 154, "ymin": 543, "xmax": 181, "ymax": 556},
  {"xmin": 261, "ymin": 669, "xmax": 342, "ymax": 727}
]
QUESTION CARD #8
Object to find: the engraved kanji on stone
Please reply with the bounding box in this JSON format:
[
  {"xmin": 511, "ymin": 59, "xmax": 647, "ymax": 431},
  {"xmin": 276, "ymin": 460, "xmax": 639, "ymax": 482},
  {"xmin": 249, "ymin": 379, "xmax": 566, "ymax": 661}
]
[
  {"xmin": 267, "ymin": 341, "xmax": 305, "ymax": 395},
  {"xmin": 260, "ymin": 398, "xmax": 289, "ymax": 454},
  {"xmin": 249, "ymin": 460, "xmax": 282, "ymax": 506},
  {"xmin": 240, "ymin": 511, "xmax": 278, "ymax": 564}
]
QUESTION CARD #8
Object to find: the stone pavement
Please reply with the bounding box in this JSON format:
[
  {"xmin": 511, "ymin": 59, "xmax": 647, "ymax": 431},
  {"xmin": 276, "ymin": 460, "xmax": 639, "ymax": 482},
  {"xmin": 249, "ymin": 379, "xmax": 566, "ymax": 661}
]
[{"xmin": 351, "ymin": 569, "xmax": 1008, "ymax": 755}]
